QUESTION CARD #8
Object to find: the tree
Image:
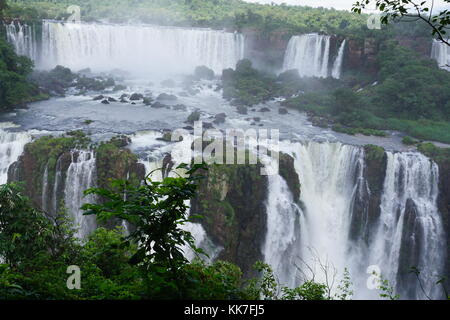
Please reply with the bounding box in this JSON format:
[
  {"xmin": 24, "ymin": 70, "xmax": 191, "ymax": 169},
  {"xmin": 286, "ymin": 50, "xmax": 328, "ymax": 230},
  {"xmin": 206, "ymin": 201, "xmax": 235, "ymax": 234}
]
[
  {"xmin": 352, "ymin": 0, "xmax": 450, "ymax": 46},
  {"xmin": 0, "ymin": 0, "xmax": 7, "ymax": 16}
]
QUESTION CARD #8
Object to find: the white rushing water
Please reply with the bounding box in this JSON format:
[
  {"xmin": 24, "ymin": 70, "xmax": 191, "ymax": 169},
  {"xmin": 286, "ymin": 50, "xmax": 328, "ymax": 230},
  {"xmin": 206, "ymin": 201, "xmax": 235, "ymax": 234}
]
[
  {"xmin": 283, "ymin": 34, "xmax": 343, "ymax": 78},
  {"xmin": 130, "ymin": 131, "xmax": 221, "ymax": 262},
  {"xmin": 431, "ymin": 39, "xmax": 450, "ymax": 71},
  {"xmin": 331, "ymin": 40, "xmax": 346, "ymax": 79},
  {"xmin": 4, "ymin": 21, "xmax": 38, "ymax": 60},
  {"xmin": 264, "ymin": 141, "xmax": 446, "ymax": 299},
  {"xmin": 0, "ymin": 127, "xmax": 31, "ymax": 184},
  {"xmin": 263, "ymin": 171, "xmax": 302, "ymax": 288},
  {"xmin": 367, "ymin": 152, "xmax": 446, "ymax": 300},
  {"xmin": 38, "ymin": 20, "xmax": 245, "ymax": 75},
  {"xmin": 64, "ymin": 150, "xmax": 98, "ymax": 239}
]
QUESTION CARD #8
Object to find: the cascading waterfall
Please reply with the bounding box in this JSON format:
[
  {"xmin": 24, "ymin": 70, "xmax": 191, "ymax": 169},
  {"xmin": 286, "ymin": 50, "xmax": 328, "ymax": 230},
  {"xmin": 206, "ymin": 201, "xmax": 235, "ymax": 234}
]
[
  {"xmin": 0, "ymin": 128, "xmax": 31, "ymax": 184},
  {"xmin": 290, "ymin": 142, "xmax": 365, "ymax": 289},
  {"xmin": 331, "ymin": 40, "xmax": 346, "ymax": 79},
  {"xmin": 431, "ymin": 39, "xmax": 450, "ymax": 71},
  {"xmin": 4, "ymin": 21, "xmax": 37, "ymax": 60},
  {"xmin": 64, "ymin": 150, "xmax": 98, "ymax": 239},
  {"xmin": 40, "ymin": 20, "xmax": 245, "ymax": 74},
  {"xmin": 264, "ymin": 141, "xmax": 446, "ymax": 299},
  {"xmin": 130, "ymin": 131, "xmax": 221, "ymax": 262},
  {"xmin": 367, "ymin": 152, "xmax": 446, "ymax": 300},
  {"xmin": 283, "ymin": 34, "xmax": 333, "ymax": 78},
  {"xmin": 263, "ymin": 171, "xmax": 302, "ymax": 288}
]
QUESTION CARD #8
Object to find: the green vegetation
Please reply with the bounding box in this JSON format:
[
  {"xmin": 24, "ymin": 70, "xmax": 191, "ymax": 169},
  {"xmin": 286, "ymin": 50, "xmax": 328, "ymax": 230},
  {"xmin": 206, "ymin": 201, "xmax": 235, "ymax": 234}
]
[
  {"xmin": 353, "ymin": 0, "xmax": 450, "ymax": 45},
  {"xmin": 402, "ymin": 136, "xmax": 419, "ymax": 146},
  {"xmin": 282, "ymin": 40, "xmax": 450, "ymax": 143},
  {"xmin": 5, "ymin": 0, "xmax": 369, "ymax": 38},
  {"xmin": 417, "ymin": 143, "xmax": 450, "ymax": 163},
  {"xmin": 222, "ymin": 59, "xmax": 277, "ymax": 106},
  {"xmin": 0, "ymin": 166, "xmax": 345, "ymax": 300},
  {"xmin": 0, "ymin": 35, "xmax": 46, "ymax": 109},
  {"xmin": 364, "ymin": 144, "xmax": 386, "ymax": 162}
]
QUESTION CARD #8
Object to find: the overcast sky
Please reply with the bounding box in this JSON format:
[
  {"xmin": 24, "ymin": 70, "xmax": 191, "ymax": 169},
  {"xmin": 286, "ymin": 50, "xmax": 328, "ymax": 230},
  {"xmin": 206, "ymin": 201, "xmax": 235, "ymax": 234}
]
[{"xmin": 243, "ymin": 0, "xmax": 449, "ymax": 12}]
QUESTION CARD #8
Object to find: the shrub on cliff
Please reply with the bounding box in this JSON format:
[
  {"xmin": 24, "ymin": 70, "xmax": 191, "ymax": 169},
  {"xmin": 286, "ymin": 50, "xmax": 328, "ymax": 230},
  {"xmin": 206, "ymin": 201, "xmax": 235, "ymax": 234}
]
[{"xmin": 0, "ymin": 38, "xmax": 42, "ymax": 109}]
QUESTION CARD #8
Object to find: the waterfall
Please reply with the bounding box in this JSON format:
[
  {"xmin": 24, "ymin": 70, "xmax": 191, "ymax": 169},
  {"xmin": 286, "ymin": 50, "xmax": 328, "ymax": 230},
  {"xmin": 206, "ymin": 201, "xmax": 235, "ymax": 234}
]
[
  {"xmin": 282, "ymin": 34, "xmax": 332, "ymax": 78},
  {"xmin": 263, "ymin": 172, "xmax": 302, "ymax": 288},
  {"xmin": 290, "ymin": 142, "xmax": 365, "ymax": 288},
  {"xmin": 264, "ymin": 141, "xmax": 446, "ymax": 299},
  {"xmin": 4, "ymin": 21, "xmax": 37, "ymax": 60},
  {"xmin": 64, "ymin": 150, "xmax": 97, "ymax": 239},
  {"xmin": 40, "ymin": 20, "xmax": 245, "ymax": 75},
  {"xmin": 431, "ymin": 39, "xmax": 450, "ymax": 71},
  {"xmin": 0, "ymin": 127, "xmax": 31, "ymax": 184},
  {"xmin": 331, "ymin": 40, "xmax": 346, "ymax": 79},
  {"xmin": 130, "ymin": 131, "xmax": 221, "ymax": 261},
  {"xmin": 368, "ymin": 152, "xmax": 446, "ymax": 300}
]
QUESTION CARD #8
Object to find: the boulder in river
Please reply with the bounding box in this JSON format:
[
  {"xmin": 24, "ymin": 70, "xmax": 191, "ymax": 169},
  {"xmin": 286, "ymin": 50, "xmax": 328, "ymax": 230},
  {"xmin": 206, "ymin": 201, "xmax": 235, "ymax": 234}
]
[
  {"xmin": 278, "ymin": 108, "xmax": 288, "ymax": 115},
  {"xmin": 130, "ymin": 93, "xmax": 144, "ymax": 100},
  {"xmin": 237, "ymin": 106, "xmax": 248, "ymax": 115},
  {"xmin": 213, "ymin": 113, "xmax": 227, "ymax": 124},
  {"xmin": 151, "ymin": 101, "xmax": 167, "ymax": 109},
  {"xmin": 187, "ymin": 111, "xmax": 201, "ymax": 124},
  {"xmin": 101, "ymin": 99, "xmax": 110, "ymax": 104},
  {"xmin": 108, "ymin": 97, "xmax": 117, "ymax": 102},
  {"xmin": 172, "ymin": 104, "xmax": 187, "ymax": 111},
  {"xmin": 259, "ymin": 107, "xmax": 270, "ymax": 112},
  {"xmin": 157, "ymin": 93, "xmax": 178, "ymax": 101},
  {"xmin": 203, "ymin": 122, "xmax": 214, "ymax": 129},
  {"xmin": 93, "ymin": 95, "xmax": 104, "ymax": 101},
  {"xmin": 194, "ymin": 66, "xmax": 215, "ymax": 80},
  {"xmin": 143, "ymin": 97, "xmax": 153, "ymax": 106},
  {"xmin": 113, "ymin": 84, "xmax": 127, "ymax": 91}
]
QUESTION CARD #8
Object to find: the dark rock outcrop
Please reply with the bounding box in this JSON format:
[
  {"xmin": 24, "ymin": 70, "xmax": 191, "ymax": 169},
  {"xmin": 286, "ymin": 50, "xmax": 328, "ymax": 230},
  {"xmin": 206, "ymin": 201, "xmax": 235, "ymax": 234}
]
[
  {"xmin": 190, "ymin": 164, "xmax": 268, "ymax": 279},
  {"xmin": 349, "ymin": 145, "xmax": 387, "ymax": 244}
]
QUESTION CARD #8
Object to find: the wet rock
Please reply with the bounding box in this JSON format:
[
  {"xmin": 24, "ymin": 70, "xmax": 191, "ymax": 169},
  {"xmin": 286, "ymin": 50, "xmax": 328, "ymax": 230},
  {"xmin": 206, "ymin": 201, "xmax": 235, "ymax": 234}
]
[
  {"xmin": 129, "ymin": 93, "xmax": 144, "ymax": 100},
  {"xmin": 187, "ymin": 111, "xmax": 201, "ymax": 124},
  {"xmin": 236, "ymin": 106, "xmax": 248, "ymax": 115},
  {"xmin": 101, "ymin": 99, "xmax": 110, "ymax": 104},
  {"xmin": 213, "ymin": 113, "xmax": 227, "ymax": 124},
  {"xmin": 151, "ymin": 102, "xmax": 167, "ymax": 109},
  {"xmin": 143, "ymin": 97, "xmax": 153, "ymax": 106},
  {"xmin": 120, "ymin": 93, "xmax": 129, "ymax": 99},
  {"xmin": 253, "ymin": 117, "xmax": 261, "ymax": 122},
  {"xmin": 194, "ymin": 66, "xmax": 215, "ymax": 80},
  {"xmin": 278, "ymin": 108, "xmax": 288, "ymax": 115},
  {"xmin": 183, "ymin": 126, "xmax": 194, "ymax": 131},
  {"xmin": 113, "ymin": 84, "xmax": 127, "ymax": 91},
  {"xmin": 259, "ymin": 107, "xmax": 270, "ymax": 112},
  {"xmin": 172, "ymin": 104, "xmax": 187, "ymax": 111},
  {"xmin": 310, "ymin": 116, "xmax": 329, "ymax": 128},
  {"xmin": 107, "ymin": 97, "xmax": 117, "ymax": 102},
  {"xmin": 93, "ymin": 95, "xmax": 104, "ymax": 101},
  {"xmin": 203, "ymin": 122, "xmax": 214, "ymax": 129},
  {"xmin": 157, "ymin": 93, "xmax": 178, "ymax": 101}
]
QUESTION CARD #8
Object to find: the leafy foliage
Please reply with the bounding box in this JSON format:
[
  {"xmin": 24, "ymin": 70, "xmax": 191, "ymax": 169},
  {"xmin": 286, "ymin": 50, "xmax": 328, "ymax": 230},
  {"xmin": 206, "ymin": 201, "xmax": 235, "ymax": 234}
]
[
  {"xmin": 352, "ymin": 0, "xmax": 450, "ymax": 45},
  {"xmin": 6, "ymin": 0, "xmax": 369, "ymax": 38}
]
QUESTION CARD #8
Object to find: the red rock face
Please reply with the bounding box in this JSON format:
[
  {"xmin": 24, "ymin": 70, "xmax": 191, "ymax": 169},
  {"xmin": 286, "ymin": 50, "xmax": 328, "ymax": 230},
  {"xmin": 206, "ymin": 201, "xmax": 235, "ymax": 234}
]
[
  {"xmin": 396, "ymin": 36, "xmax": 432, "ymax": 57},
  {"xmin": 345, "ymin": 38, "xmax": 379, "ymax": 73}
]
